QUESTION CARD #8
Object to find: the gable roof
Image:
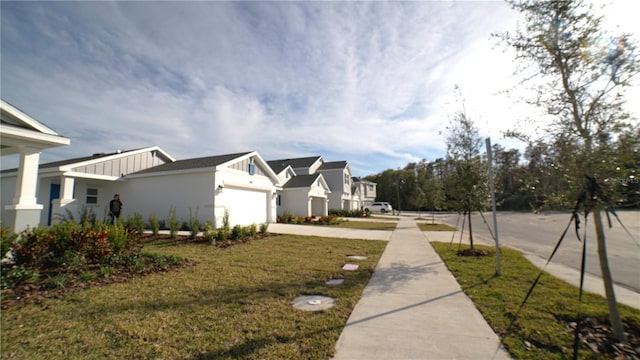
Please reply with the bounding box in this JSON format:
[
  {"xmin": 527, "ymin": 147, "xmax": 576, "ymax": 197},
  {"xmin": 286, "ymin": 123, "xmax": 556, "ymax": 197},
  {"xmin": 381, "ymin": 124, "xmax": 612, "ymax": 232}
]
[
  {"xmin": 1, "ymin": 146, "xmax": 174, "ymax": 175},
  {"xmin": 282, "ymin": 173, "xmax": 330, "ymax": 192},
  {"xmin": 1, "ymin": 99, "xmax": 70, "ymax": 156},
  {"xmin": 268, "ymin": 156, "xmax": 322, "ymax": 170},
  {"xmin": 132, "ymin": 151, "xmax": 252, "ymax": 175},
  {"xmin": 318, "ymin": 160, "xmax": 348, "ymax": 170},
  {"xmin": 283, "ymin": 174, "xmax": 320, "ymax": 188},
  {"xmin": 266, "ymin": 160, "xmax": 291, "ymax": 174}
]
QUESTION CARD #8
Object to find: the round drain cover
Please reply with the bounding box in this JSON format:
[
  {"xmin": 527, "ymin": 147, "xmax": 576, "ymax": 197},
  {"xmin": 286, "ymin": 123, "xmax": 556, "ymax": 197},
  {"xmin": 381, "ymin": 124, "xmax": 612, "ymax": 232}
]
[{"xmin": 292, "ymin": 295, "xmax": 336, "ymax": 311}]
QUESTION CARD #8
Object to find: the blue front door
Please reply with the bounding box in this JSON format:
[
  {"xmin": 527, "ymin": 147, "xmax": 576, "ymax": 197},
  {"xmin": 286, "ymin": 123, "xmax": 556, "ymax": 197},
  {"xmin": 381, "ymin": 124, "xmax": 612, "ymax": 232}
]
[{"xmin": 48, "ymin": 183, "xmax": 60, "ymax": 225}]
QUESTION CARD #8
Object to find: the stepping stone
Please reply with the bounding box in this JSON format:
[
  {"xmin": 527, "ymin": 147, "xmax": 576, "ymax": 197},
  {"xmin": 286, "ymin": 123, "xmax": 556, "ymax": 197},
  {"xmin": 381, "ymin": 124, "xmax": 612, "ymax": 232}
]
[
  {"xmin": 346, "ymin": 255, "xmax": 367, "ymax": 260},
  {"xmin": 342, "ymin": 264, "xmax": 359, "ymax": 271},
  {"xmin": 326, "ymin": 278, "xmax": 344, "ymax": 286},
  {"xmin": 292, "ymin": 295, "xmax": 336, "ymax": 311}
]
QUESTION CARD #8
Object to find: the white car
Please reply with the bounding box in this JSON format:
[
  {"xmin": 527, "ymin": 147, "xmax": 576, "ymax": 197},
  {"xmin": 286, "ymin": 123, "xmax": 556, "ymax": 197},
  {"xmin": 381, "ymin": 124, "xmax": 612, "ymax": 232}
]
[{"xmin": 365, "ymin": 202, "xmax": 393, "ymax": 214}]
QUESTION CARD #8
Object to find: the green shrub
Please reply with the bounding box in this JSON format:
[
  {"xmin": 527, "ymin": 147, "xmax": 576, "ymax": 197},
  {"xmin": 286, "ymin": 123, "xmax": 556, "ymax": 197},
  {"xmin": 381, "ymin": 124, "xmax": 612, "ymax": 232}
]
[
  {"xmin": 247, "ymin": 223, "xmax": 258, "ymax": 238},
  {"xmin": 126, "ymin": 212, "xmax": 145, "ymax": 235},
  {"xmin": 106, "ymin": 224, "xmax": 128, "ymax": 256},
  {"xmin": 202, "ymin": 221, "xmax": 217, "ymax": 243},
  {"xmin": 148, "ymin": 213, "xmax": 160, "ymax": 237},
  {"xmin": 329, "ymin": 209, "xmax": 369, "ymax": 218},
  {"xmin": 259, "ymin": 222, "xmax": 269, "ymax": 234},
  {"xmin": 279, "ymin": 211, "xmax": 294, "ymax": 223},
  {"xmin": 47, "ymin": 273, "xmax": 70, "ymax": 289},
  {"xmin": 231, "ymin": 225, "xmax": 244, "ymax": 240},
  {"xmin": 189, "ymin": 208, "xmax": 200, "ymax": 239},
  {"xmin": 79, "ymin": 271, "xmax": 96, "ymax": 281},
  {"xmin": 100, "ymin": 265, "xmax": 114, "ymax": 277},
  {"xmin": 318, "ymin": 215, "xmax": 342, "ymax": 225},
  {"xmin": 57, "ymin": 251, "xmax": 86, "ymax": 270},
  {"xmin": 1, "ymin": 265, "xmax": 39, "ymax": 289},
  {"xmin": 216, "ymin": 228, "xmax": 227, "ymax": 242},
  {"xmin": 167, "ymin": 206, "xmax": 179, "ymax": 239}
]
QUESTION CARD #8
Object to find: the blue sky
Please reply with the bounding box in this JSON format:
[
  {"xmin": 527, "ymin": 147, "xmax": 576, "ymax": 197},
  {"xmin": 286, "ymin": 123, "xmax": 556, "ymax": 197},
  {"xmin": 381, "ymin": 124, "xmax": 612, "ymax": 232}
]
[{"xmin": 1, "ymin": 1, "xmax": 637, "ymax": 176}]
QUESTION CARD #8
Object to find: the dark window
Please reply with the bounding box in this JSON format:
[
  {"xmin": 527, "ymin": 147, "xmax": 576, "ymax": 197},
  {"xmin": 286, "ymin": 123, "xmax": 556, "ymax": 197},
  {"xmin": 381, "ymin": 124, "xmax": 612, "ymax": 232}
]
[
  {"xmin": 248, "ymin": 163, "xmax": 255, "ymax": 175},
  {"xmin": 86, "ymin": 188, "xmax": 98, "ymax": 204}
]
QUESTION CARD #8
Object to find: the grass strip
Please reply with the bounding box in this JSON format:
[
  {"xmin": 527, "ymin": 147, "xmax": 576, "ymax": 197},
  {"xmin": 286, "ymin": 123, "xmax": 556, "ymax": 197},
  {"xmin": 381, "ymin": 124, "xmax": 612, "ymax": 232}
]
[
  {"xmin": 1, "ymin": 235, "xmax": 386, "ymax": 360},
  {"xmin": 417, "ymin": 223, "xmax": 457, "ymax": 231},
  {"xmin": 331, "ymin": 221, "xmax": 397, "ymax": 231},
  {"xmin": 431, "ymin": 241, "xmax": 640, "ymax": 359}
]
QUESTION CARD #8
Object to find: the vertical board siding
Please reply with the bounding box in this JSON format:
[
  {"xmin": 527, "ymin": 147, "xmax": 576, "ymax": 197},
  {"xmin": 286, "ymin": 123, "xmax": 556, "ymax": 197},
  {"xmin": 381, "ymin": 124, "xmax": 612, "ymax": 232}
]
[{"xmin": 70, "ymin": 151, "xmax": 170, "ymax": 177}]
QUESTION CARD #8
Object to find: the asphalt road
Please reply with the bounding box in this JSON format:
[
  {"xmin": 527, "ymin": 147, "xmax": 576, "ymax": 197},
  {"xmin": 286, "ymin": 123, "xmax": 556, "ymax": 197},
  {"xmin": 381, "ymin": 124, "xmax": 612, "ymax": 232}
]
[{"xmin": 429, "ymin": 210, "xmax": 640, "ymax": 292}]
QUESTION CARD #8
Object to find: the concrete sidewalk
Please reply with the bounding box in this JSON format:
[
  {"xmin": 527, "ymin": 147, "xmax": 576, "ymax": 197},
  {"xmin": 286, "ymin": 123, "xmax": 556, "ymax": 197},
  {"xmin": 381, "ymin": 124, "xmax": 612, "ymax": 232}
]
[{"xmin": 332, "ymin": 216, "xmax": 511, "ymax": 359}]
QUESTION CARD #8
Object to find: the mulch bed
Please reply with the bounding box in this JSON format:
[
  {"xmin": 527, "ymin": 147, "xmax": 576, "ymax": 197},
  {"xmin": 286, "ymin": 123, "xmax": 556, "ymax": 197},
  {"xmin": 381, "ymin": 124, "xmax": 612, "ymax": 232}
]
[
  {"xmin": 566, "ymin": 317, "xmax": 640, "ymax": 359},
  {"xmin": 1, "ymin": 258, "xmax": 195, "ymax": 309}
]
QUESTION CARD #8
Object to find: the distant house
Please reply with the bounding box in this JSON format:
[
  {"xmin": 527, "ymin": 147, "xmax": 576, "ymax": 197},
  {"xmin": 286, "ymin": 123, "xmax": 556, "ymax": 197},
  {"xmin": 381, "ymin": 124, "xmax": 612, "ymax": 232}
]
[
  {"xmin": 0, "ymin": 100, "xmax": 70, "ymax": 232},
  {"xmin": 352, "ymin": 177, "xmax": 377, "ymax": 209},
  {"xmin": 268, "ymin": 156, "xmax": 370, "ymax": 214}
]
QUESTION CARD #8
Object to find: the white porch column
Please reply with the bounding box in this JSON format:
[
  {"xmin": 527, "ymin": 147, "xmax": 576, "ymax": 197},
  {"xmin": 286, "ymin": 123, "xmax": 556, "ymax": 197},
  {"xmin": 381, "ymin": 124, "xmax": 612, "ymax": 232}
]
[
  {"xmin": 51, "ymin": 176, "xmax": 76, "ymax": 224},
  {"xmin": 4, "ymin": 149, "xmax": 43, "ymax": 232}
]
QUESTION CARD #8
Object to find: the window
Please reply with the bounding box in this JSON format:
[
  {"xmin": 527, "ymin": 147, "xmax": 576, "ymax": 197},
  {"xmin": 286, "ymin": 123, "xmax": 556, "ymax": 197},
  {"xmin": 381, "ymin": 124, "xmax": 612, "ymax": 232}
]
[
  {"xmin": 344, "ymin": 174, "xmax": 350, "ymax": 184},
  {"xmin": 248, "ymin": 163, "xmax": 255, "ymax": 176},
  {"xmin": 86, "ymin": 188, "xmax": 98, "ymax": 204},
  {"xmin": 276, "ymin": 195, "xmax": 281, "ymax": 206}
]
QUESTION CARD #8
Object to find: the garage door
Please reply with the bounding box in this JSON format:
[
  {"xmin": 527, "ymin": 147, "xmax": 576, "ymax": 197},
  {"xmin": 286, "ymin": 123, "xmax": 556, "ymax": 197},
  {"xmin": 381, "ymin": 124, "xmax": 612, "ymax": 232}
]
[{"xmin": 224, "ymin": 187, "xmax": 268, "ymax": 226}]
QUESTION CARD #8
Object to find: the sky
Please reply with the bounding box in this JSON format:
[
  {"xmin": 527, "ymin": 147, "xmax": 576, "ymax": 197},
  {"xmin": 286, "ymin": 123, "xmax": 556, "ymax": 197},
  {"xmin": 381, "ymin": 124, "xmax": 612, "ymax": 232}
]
[{"xmin": 1, "ymin": 1, "xmax": 638, "ymax": 177}]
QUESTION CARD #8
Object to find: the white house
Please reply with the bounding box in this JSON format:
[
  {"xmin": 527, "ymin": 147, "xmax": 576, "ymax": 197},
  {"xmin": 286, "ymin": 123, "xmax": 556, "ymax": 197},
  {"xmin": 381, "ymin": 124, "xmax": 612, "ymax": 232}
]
[
  {"xmin": 1, "ymin": 146, "xmax": 175, "ymax": 226},
  {"xmin": 125, "ymin": 151, "xmax": 279, "ymax": 227},
  {"xmin": 267, "ymin": 156, "xmax": 361, "ymax": 212},
  {"xmin": 0, "ymin": 100, "xmax": 70, "ymax": 232},
  {"xmin": 352, "ymin": 177, "xmax": 377, "ymax": 209}
]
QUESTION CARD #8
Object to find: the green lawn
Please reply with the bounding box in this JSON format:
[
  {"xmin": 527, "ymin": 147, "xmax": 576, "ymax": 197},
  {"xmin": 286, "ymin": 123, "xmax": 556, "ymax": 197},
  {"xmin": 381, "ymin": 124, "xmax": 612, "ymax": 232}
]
[
  {"xmin": 1, "ymin": 235, "xmax": 386, "ymax": 360},
  {"xmin": 431, "ymin": 242, "xmax": 640, "ymax": 359},
  {"xmin": 417, "ymin": 223, "xmax": 457, "ymax": 231}
]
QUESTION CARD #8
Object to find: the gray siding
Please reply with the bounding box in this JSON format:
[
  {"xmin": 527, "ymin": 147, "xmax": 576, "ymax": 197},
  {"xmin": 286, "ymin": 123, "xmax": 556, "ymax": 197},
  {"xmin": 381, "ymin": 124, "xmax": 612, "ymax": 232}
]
[
  {"xmin": 71, "ymin": 151, "xmax": 169, "ymax": 177},
  {"xmin": 231, "ymin": 156, "xmax": 268, "ymax": 177}
]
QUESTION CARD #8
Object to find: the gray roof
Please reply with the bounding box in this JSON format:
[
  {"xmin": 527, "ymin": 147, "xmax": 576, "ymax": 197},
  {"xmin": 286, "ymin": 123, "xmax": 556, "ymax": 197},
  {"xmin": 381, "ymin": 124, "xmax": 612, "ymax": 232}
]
[
  {"xmin": 318, "ymin": 160, "xmax": 347, "ymax": 170},
  {"xmin": 283, "ymin": 174, "xmax": 322, "ymax": 189},
  {"xmin": 268, "ymin": 156, "xmax": 322, "ymax": 170},
  {"xmin": 266, "ymin": 160, "xmax": 290, "ymax": 174},
  {"xmin": 132, "ymin": 151, "xmax": 252, "ymax": 175}
]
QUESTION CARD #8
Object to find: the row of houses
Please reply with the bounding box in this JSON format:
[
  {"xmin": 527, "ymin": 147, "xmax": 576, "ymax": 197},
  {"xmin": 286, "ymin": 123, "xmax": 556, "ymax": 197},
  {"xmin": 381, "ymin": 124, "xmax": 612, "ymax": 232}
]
[{"xmin": 0, "ymin": 100, "xmax": 377, "ymax": 232}]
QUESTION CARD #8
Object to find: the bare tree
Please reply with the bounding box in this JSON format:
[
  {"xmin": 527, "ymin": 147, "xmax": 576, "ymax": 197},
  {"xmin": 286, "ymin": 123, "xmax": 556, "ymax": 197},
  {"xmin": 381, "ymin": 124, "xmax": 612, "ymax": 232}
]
[{"xmin": 497, "ymin": 0, "xmax": 639, "ymax": 342}]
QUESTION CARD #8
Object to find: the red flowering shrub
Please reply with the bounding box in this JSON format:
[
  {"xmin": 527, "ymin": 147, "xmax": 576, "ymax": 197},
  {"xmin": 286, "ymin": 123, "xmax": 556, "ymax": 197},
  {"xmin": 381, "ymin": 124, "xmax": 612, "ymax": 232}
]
[{"xmin": 12, "ymin": 227, "xmax": 54, "ymax": 268}]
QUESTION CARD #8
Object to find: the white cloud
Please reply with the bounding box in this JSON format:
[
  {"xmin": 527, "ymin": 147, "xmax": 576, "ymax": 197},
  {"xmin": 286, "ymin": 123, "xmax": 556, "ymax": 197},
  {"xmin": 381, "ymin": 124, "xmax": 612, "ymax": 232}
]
[{"xmin": 1, "ymin": 1, "xmax": 636, "ymax": 176}]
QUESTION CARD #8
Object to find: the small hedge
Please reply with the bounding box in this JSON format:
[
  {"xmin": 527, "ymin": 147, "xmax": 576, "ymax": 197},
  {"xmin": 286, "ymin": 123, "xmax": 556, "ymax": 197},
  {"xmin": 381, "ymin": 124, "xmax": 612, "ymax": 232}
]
[{"xmin": 329, "ymin": 209, "xmax": 370, "ymax": 218}]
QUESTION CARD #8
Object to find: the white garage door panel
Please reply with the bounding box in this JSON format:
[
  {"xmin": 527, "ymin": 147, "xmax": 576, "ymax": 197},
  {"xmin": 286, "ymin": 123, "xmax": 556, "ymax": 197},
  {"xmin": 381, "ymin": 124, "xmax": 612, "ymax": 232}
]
[{"xmin": 225, "ymin": 187, "xmax": 267, "ymax": 226}]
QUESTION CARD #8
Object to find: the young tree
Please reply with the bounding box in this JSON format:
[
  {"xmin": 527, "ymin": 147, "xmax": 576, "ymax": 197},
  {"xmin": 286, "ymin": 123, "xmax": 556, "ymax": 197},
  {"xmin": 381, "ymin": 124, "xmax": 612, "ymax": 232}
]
[
  {"xmin": 445, "ymin": 88, "xmax": 489, "ymax": 249},
  {"xmin": 498, "ymin": 0, "xmax": 639, "ymax": 342}
]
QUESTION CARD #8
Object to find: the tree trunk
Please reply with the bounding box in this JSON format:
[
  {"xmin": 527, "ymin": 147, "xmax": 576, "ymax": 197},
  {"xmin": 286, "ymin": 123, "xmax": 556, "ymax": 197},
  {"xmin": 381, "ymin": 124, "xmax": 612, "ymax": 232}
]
[
  {"xmin": 593, "ymin": 208, "xmax": 626, "ymax": 342},
  {"xmin": 467, "ymin": 211, "xmax": 474, "ymax": 249}
]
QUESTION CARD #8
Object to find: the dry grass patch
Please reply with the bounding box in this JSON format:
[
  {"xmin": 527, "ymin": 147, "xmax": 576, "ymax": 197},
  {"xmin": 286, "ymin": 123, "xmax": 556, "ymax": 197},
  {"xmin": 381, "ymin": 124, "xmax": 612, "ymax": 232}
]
[
  {"xmin": 1, "ymin": 235, "xmax": 386, "ymax": 360},
  {"xmin": 331, "ymin": 221, "xmax": 397, "ymax": 231}
]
